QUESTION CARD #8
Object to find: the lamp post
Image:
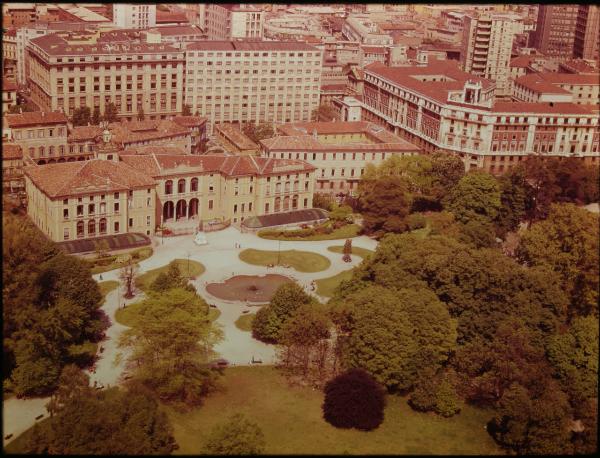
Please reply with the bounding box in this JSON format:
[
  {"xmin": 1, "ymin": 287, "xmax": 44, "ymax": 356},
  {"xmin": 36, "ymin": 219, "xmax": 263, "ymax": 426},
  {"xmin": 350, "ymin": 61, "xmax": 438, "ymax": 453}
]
[{"xmin": 277, "ymin": 240, "xmax": 281, "ymax": 266}]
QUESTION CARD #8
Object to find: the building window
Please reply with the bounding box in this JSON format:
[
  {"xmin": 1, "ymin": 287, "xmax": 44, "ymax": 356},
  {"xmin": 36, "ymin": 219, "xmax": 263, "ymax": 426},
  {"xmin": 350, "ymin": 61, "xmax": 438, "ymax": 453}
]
[
  {"xmin": 114, "ymin": 202, "xmax": 120, "ymax": 213},
  {"xmin": 265, "ymin": 202, "xmax": 269, "ymax": 213},
  {"xmin": 147, "ymin": 216, "xmax": 151, "ymax": 226},
  {"xmin": 88, "ymin": 204, "xmax": 95, "ymax": 215},
  {"xmin": 129, "ymin": 218, "xmax": 133, "ymax": 227},
  {"xmin": 165, "ymin": 180, "xmax": 173, "ymax": 194},
  {"xmin": 114, "ymin": 221, "xmax": 120, "ymax": 233},
  {"xmin": 303, "ymin": 198, "xmax": 308, "ymax": 208},
  {"xmin": 249, "ymin": 202, "xmax": 252, "ymax": 212},
  {"xmin": 99, "ymin": 218, "xmax": 107, "ymax": 235},
  {"xmin": 63, "ymin": 208, "xmax": 69, "ymax": 219},
  {"xmin": 88, "ymin": 219, "xmax": 96, "ymax": 236},
  {"xmin": 77, "ymin": 205, "xmax": 84, "ymax": 216},
  {"xmin": 77, "ymin": 221, "xmax": 85, "ymax": 238},
  {"xmin": 233, "ymin": 204, "xmax": 238, "ymax": 213},
  {"xmin": 208, "ymin": 200, "xmax": 213, "ymax": 210},
  {"xmin": 178, "ymin": 179, "xmax": 186, "ymax": 193},
  {"xmin": 63, "ymin": 228, "xmax": 69, "ymax": 241},
  {"xmin": 191, "ymin": 178, "xmax": 198, "ymax": 191}
]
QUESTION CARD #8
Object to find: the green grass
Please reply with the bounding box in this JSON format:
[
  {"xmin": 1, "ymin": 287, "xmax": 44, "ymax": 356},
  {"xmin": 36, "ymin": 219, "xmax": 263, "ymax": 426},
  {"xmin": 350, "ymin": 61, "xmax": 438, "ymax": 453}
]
[
  {"xmin": 115, "ymin": 298, "xmax": 220, "ymax": 328},
  {"xmin": 98, "ymin": 280, "xmax": 119, "ymax": 299},
  {"xmin": 234, "ymin": 313, "xmax": 255, "ymax": 332},
  {"xmin": 89, "ymin": 247, "xmax": 154, "ymax": 274},
  {"xmin": 239, "ymin": 249, "xmax": 331, "ymax": 273},
  {"xmin": 327, "ymin": 245, "xmax": 374, "ymax": 260},
  {"xmin": 258, "ymin": 224, "xmax": 360, "ymax": 241},
  {"xmin": 315, "ymin": 269, "xmax": 354, "ymax": 298},
  {"xmin": 135, "ymin": 259, "xmax": 205, "ymax": 292},
  {"xmin": 167, "ymin": 366, "xmax": 503, "ymax": 455}
]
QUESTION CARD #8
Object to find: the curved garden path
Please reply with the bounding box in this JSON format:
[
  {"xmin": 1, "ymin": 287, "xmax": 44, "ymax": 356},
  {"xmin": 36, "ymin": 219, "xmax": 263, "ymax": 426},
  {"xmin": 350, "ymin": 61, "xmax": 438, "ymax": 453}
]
[{"xmin": 3, "ymin": 226, "xmax": 378, "ymax": 446}]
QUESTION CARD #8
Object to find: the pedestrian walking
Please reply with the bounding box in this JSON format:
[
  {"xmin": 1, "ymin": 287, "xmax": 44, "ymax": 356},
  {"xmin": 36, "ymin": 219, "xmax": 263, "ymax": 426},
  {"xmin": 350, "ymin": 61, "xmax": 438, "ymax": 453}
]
[{"xmin": 99, "ymin": 274, "xmax": 103, "ymax": 281}]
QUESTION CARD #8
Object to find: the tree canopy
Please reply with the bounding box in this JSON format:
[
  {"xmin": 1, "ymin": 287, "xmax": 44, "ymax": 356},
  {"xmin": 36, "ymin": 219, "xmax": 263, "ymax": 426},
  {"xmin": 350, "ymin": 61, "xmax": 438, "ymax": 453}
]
[{"xmin": 202, "ymin": 413, "xmax": 266, "ymax": 455}]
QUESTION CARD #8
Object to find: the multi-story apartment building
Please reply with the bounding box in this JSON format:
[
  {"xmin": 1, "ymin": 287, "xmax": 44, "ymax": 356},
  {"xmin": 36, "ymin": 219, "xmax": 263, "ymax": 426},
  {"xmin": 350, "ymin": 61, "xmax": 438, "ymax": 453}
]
[
  {"xmin": 184, "ymin": 41, "xmax": 322, "ymax": 133},
  {"xmin": 3, "ymin": 111, "xmax": 75, "ymax": 164},
  {"xmin": 3, "ymin": 29, "xmax": 18, "ymax": 80},
  {"xmin": 342, "ymin": 15, "xmax": 393, "ymax": 45},
  {"xmin": 461, "ymin": 13, "xmax": 519, "ymax": 99},
  {"xmin": 513, "ymin": 72, "xmax": 600, "ymax": 106},
  {"xmin": 113, "ymin": 4, "xmax": 156, "ymax": 29},
  {"xmin": 355, "ymin": 60, "xmax": 599, "ymax": 172},
  {"xmin": 529, "ymin": 5, "xmax": 579, "ymax": 58},
  {"xmin": 26, "ymin": 30, "xmax": 185, "ymax": 120},
  {"xmin": 2, "ymin": 143, "xmax": 24, "ymax": 193},
  {"xmin": 2, "ymin": 81, "xmax": 18, "ymax": 115},
  {"xmin": 574, "ymin": 5, "xmax": 600, "ymax": 60},
  {"xmin": 24, "ymin": 159, "xmax": 157, "ymax": 242},
  {"xmin": 119, "ymin": 154, "xmax": 316, "ymax": 228},
  {"xmin": 205, "ymin": 4, "xmax": 264, "ymax": 40},
  {"xmin": 261, "ymin": 121, "xmax": 420, "ymax": 195}
]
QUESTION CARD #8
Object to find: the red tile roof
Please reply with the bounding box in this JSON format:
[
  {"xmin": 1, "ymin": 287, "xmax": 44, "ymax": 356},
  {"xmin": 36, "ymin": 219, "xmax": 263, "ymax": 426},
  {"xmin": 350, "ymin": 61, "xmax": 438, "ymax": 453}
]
[
  {"xmin": 171, "ymin": 116, "xmax": 207, "ymax": 128},
  {"xmin": 30, "ymin": 33, "xmax": 183, "ymax": 57},
  {"xmin": 510, "ymin": 55, "xmax": 535, "ymax": 68},
  {"xmin": 108, "ymin": 120, "xmax": 190, "ymax": 145},
  {"xmin": 514, "ymin": 74, "xmax": 572, "ymax": 94},
  {"xmin": 120, "ymin": 154, "xmax": 315, "ymax": 178},
  {"xmin": 2, "ymin": 143, "xmax": 22, "ymax": 160},
  {"xmin": 69, "ymin": 125, "xmax": 103, "ymax": 141},
  {"xmin": 24, "ymin": 159, "xmax": 156, "ymax": 198},
  {"xmin": 155, "ymin": 11, "xmax": 189, "ymax": 24},
  {"xmin": 537, "ymin": 72, "xmax": 600, "ymax": 85},
  {"xmin": 151, "ymin": 26, "xmax": 202, "ymax": 36},
  {"xmin": 5, "ymin": 111, "xmax": 68, "ymax": 128},
  {"xmin": 364, "ymin": 59, "xmax": 494, "ymax": 105},
  {"xmin": 214, "ymin": 124, "xmax": 258, "ymax": 151}
]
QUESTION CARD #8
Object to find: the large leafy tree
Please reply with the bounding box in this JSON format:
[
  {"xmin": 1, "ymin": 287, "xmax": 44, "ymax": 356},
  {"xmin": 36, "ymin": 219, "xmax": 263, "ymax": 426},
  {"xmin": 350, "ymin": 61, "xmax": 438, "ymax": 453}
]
[
  {"xmin": 103, "ymin": 102, "xmax": 119, "ymax": 122},
  {"xmin": 279, "ymin": 303, "xmax": 331, "ymax": 382},
  {"xmin": 490, "ymin": 381, "xmax": 573, "ymax": 455},
  {"xmin": 443, "ymin": 171, "xmax": 501, "ymax": 224},
  {"xmin": 546, "ymin": 316, "xmax": 598, "ymax": 403},
  {"xmin": 359, "ymin": 175, "xmax": 412, "ymax": 235},
  {"xmin": 429, "ymin": 152, "xmax": 465, "ymax": 200},
  {"xmin": 322, "ymin": 368, "xmax": 386, "ymax": 431},
  {"xmin": 251, "ymin": 282, "xmax": 313, "ymax": 344},
  {"xmin": 3, "ymin": 213, "xmax": 106, "ymax": 396},
  {"xmin": 517, "ymin": 203, "xmax": 599, "ymax": 317},
  {"xmin": 119, "ymin": 288, "xmax": 223, "ymax": 406},
  {"xmin": 202, "ymin": 413, "xmax": 266, "ymax": 455},
  {"xmin": 495, "ymin": 166, "xmax": 527, "ymax": 236},
  {"xmin": 27, "ymin": 370, "xmax": 175, "ymax": 455},
  {"xmin": 333, "ymin": 285, "xmax": 456, "ymax": 391},
  {"xmin": 71, "ymin": 106, "xmax": 91, "ymax": 126}
]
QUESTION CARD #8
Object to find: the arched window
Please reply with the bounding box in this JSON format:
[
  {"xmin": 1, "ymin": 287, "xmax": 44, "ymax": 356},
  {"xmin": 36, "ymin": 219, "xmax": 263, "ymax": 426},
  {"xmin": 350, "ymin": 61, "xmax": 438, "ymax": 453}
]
[
  {"xmin": 99, "ymin": 218, "xmax": 107, "ymax": 234},
  {"xmin": 39, "ymin": 146, "xmax": 45, "ymax": 157},
  {"xmin": 165, "ymin": 180, "xmax": 173, "ymax": 195},
  {"xmin": 191, "ymin": 178, "xmax": 198, "ymax": 192},
  {"xmin": 28, "ymin": 147, "xmax": 35, "ymax": 157},
  {"xmin": 49, "ymin": 146, "xmax": 55, "ymax": 157},
  {"xmin": 178, "ymin": 179, "xmax": 186, "ymax": 194},
  {"xmin": 100, "ymin": 202, "xmax": 106, "ymax": 214},
  {"xmin": 59, "ymin": 145, "xmax": 65, "ymax": 155},
  {"xmin": 88, "ymin": 219, "xmax": 96, "ymax": 235},
  {"xmin": 77, "ymin": 221, "xmax": 85, "ymax": 238}
]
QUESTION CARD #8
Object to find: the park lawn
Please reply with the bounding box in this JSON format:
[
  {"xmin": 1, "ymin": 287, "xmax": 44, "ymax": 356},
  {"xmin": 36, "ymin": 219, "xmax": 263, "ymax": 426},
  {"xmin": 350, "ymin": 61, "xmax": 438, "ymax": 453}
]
[
  {"xmin": 167, "ymin": 366, "xmax": 503, "ymax": 455},
  {"xmin": 234, "ymin": 313, "xmax": 255, "ymax": 332},
  {"xmin": 327, "ymin": 245, "xmax": 374, "ymax": 260},
  {"xmin": 239, "ymin": 249, "xmax": 331, "ymax": 273},
  {"xmin": 98, "ymin": 280, "xmax": 119, "ymax": 299},
  {"xmin": 89, "ymin": 247, "xmax": 154, "ymax": 275},
  {"xmin": 258, "ymin": 224, "xmax": 360, "ymax": 241},
  {"xmin": 115, "ymin": 299, "xmax": 220, "ymax": 328},
  {"xmin": 135, "ymin": 259, "xmax": 205, "ymax": 292},
  {"xmin": 315, "ymin": 269, "xmax": 354, "ymax": 298}
]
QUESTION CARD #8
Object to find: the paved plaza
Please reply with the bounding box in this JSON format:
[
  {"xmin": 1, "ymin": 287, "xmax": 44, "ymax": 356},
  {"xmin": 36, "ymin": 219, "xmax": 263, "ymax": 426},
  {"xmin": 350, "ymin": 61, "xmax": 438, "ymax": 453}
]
[{"xmin": 3, "ymin": 226, "xmax": 377, "ymax": 445}]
